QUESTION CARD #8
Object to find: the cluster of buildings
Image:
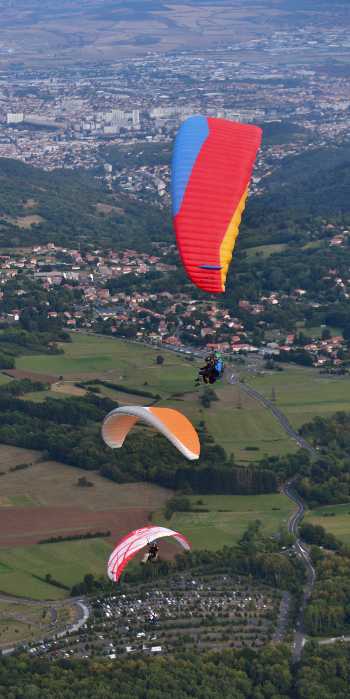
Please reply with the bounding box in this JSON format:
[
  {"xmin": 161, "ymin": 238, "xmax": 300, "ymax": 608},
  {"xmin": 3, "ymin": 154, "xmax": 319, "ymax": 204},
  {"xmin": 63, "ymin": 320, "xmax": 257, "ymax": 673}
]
[
  {"xmin": 19, "ymin": 575, "xmax": 277, "ymax": 659},
  {"xmin": 0, "ymin": 22, "xmax": 348, "ymax": 199},
  {"xmin": 0, "ymin": 231, "xmax": 348, "ymax": 369}
]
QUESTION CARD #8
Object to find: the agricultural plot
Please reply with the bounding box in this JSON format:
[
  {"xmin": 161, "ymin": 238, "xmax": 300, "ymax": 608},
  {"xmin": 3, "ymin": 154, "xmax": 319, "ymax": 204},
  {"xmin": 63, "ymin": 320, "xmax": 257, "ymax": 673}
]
[
  {"xmin": 0, "ymin": 540, "xmax": 111, "ymax": 600},
  {"xmin": 16, "ymin": 333, "xmax": 195, "ymax": 397},
  {"xmin": 245, "ymin": 365, "xmax": 350, "ymax": 431},
  {"xmin": 154, "ymin": 493, "xmax": 294, "ymax": 550},
  {"xmin": 0, "ymin": 445, "xmax": 171, "ymax": 599}
]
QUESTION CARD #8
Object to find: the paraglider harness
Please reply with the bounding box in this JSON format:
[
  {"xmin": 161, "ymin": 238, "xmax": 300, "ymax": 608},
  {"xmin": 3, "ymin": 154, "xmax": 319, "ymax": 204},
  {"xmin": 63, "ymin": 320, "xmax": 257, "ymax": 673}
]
[
  {"xmin": 195, "ymin": 352, "xmax": 224, "ymax": 385},
  {"xmin": 147, "ymin": 541, "xmax": 159, "ymax": 562}
]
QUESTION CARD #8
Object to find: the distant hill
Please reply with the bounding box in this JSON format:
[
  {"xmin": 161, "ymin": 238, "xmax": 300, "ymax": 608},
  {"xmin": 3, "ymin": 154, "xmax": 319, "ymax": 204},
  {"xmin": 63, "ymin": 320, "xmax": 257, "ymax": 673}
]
[
  {"xmin": 0, "ymin": 158, "xmax": 171, "ymax": 250},
  {"xmin": 241, "ymin": 143, "xmax": 350, "ymax": 249}
]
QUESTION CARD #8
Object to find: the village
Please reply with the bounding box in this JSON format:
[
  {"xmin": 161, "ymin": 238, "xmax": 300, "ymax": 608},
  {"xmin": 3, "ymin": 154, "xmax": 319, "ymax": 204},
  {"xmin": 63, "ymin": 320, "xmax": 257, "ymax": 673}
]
[{"xmin": 0, "ymin": 231, "xmax": 349, "ymax": 370}]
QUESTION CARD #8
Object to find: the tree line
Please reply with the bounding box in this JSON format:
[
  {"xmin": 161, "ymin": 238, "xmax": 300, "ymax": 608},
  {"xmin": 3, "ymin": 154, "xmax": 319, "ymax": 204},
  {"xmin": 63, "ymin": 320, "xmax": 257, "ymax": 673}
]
[
  {"xmin": 2, "ymin": 635, "xmax": 350, "ymax": 698},
  {"xmin": 0, "ymin": 393, "xmax": 277, "ymax": 495}
]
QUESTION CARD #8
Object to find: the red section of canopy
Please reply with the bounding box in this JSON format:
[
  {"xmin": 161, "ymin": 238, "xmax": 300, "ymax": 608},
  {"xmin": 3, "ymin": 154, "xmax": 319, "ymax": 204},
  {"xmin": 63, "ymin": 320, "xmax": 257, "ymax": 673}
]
[{"xmin": 174, "ymin": 118, "xmax": 262, "ymax": 293}]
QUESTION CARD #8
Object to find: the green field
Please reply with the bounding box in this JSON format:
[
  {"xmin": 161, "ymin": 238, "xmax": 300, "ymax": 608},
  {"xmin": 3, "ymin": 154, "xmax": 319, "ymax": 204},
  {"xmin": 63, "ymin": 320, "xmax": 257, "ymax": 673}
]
[
  {"xmin": 0, "ymin": 539, "xmax": 111, "ymax": 600},
  {"xmin": 154, "ymin": 493, "xmax": 294, "ymax": 550},
  {"xmin": 245, "ymin": 365, "xmax": 350, "ymax": 431},
  {"xmin": 0, "ymin": 600, "xmax": 71, "ymax": 647},
  {"xmin": 245, "ymin": 243, "xmax": 287, "ymax": 260},
  {"xmin": 161, "ymin": 386, "xmax": 297, "ymax": 462},
  {"xmin": 0, "ymin": 493, "xmax": 294, "ymax": 600},
  {"xmin": 305, "ymin": 504, "xmax": 350, "ymax": 545},
  {"xmin": 16, "ymin": 333, "xmax": 195, "ymax": 396},
  {"xmin": 13, "ymin": 333, "xmax": 350, "ymax": 460},
  {"xmin": 15, "ymin": 333, "xmax": 298, "ymax": 459}
]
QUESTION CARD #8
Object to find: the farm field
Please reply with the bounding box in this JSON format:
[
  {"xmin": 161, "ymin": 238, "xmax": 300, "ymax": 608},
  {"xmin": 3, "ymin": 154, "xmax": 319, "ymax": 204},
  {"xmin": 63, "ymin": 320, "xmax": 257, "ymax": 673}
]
[
  {"xmin": 16, "ymin": 333, "xmax": 195, "ymax": 397},
  {"xmin": 0, "ymin": 445, "xmax": 171, "ymax": 598},
  {"xmin": 10, "ymin": 333, "xmax": 350, "ymax": 460},
  {"xmin": 0, "ymin": 540, "xmax": 111, "ymax": 600},
  {"xmin": 245, "ymin": 364, "xmax": 350, "ymax": 430},
  {"xmin": 0, "ymin": 445, "xmax": 295, "ymax": 598},
  {"xmin": 162, "ymin": 381, "xmax": 297, "ymax": 461},
  {"xmin": 14, "ymin": 333, "xmax": 298, "ymax": 459},
  {"xmin": 305, "ymin": 504, "xmax": 350, "ymax": 545},
  {"xmin": 154, "ymin": 493, "xmax": 294, "ymax": 550}
]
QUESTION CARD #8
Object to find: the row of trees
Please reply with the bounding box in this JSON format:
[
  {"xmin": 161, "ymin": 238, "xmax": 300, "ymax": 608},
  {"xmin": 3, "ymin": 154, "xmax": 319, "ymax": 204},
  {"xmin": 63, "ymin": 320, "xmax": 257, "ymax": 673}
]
[{"xmin": 0, "ymin": 393, "xmax": 277, "ymax": 495}]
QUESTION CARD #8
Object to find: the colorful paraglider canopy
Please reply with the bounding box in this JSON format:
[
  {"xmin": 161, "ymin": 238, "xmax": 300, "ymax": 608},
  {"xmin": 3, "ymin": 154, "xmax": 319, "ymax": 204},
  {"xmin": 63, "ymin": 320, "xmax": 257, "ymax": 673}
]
[
  {"xmin": 102, "ymin": 405, "xmax": 200, "ymax": 461},
  {"xmin": 171, "ymin": 116, "xmax": 262, "ymax": 293},
  {"xmin": 107, "ymin": 525, "xmax": 191, "ymax": 582}
]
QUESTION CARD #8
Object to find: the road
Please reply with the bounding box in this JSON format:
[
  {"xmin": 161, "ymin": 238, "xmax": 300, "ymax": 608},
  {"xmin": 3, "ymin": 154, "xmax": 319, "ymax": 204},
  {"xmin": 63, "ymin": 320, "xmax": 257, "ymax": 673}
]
[
  {"xmin": 283, "ymin": 480, "xmax": 316, "ymax": 662},
  {"xmin": 228, "ymin": 372, "xmax": 318, "ymax": 457},
  {"xmin": 0, "ymin": 595, "xmax": 90, "ymax": 656},
  {"xmin": 227, "ymin": 372, "xmax": 317, "ymax": 660}
]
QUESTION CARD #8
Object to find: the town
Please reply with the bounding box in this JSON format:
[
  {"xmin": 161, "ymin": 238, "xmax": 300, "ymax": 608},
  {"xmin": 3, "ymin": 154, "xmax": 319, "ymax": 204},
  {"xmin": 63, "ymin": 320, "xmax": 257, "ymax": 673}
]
[
  {"xmin": 0, "ymin": 231, "xmax": 349, "ymax": 370},
  {"xmin": 0, "ymin": 23, "xmax": 349, "ymax": 203}
]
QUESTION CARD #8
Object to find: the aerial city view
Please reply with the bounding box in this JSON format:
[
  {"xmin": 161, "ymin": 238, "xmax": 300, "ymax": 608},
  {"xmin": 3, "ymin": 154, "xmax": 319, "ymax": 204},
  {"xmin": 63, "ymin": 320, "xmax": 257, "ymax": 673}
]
[{"xmin": 0, "ymin": 0, "xmax": 349, "ymax": 696}]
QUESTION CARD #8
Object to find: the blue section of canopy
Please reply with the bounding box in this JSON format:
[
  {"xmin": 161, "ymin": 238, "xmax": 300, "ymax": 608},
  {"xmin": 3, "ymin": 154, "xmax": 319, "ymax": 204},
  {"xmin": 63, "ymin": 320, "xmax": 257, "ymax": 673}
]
[{"xmin": 171, "ymin": 115, "xmax": 209, "ymax": 217}]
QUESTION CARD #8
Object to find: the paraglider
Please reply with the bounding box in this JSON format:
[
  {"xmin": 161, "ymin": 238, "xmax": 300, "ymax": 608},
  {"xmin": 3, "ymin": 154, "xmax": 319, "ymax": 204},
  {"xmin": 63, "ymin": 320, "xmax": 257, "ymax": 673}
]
[
  {"xmin": 195, "ymin": 351, "xmax": 224, "ymax": 386},
  {"xmin": 101, "ymin": 405, "xmax": 200, "ymax": 461},
  {"xmin": 107, "ymin": 525, "xmax": 191, "ymax": 583},
  {"xmin": 171, "ymin": 116, "xmax": 262, "ymax": 293}
]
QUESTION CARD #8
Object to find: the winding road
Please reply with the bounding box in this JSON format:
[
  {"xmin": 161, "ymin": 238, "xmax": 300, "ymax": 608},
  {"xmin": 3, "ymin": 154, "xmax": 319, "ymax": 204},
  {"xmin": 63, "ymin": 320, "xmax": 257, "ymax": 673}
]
[
  {"xmin": 282, "ymin": 480, "xmax": 316, "ymax": 662},
  {"xmin": 0, "ymin": 595, "xmax": 90, "ymax": 656},
  {"xmin": 227, "ymin": 371, "xmax": 317, "ymax": 660},
  {"xmin": 228, "ymin": 371, "xmax": 318, "ymax": 457}
]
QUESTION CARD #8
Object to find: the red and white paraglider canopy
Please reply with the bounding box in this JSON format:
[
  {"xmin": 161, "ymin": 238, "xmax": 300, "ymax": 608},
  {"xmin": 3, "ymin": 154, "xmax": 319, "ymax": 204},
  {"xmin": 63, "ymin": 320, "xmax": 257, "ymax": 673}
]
[{"xmin": 107, "ymin": 525, "xmax": 191, "ymax": 583}]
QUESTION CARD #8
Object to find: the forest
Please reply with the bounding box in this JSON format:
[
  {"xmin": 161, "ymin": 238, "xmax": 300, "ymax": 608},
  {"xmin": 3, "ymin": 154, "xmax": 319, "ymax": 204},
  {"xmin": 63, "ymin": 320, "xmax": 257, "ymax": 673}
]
[
  {"xmin": 1, "ymin": 643, "xmax": 350, "ymax": 699},
  {"xmin": 258, "ymin": 412, "xmax": 350, "ymax": 507},
  {"xmin": 0, "ymin": 157, "xmax": 171, "ymax": 250},
  {"xmin": 304, "ymin": 544, "xmax": 350, "ymax": 636}
]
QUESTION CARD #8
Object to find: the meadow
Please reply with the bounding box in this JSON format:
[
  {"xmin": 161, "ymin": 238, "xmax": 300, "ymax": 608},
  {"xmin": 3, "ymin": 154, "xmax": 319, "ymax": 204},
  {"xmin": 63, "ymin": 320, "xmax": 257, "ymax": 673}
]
[
  {"xmin": 9, "ymin": 333, "xmax": 350, "ymax": 461},
  {"xmin": 0, "ymin": 540, "xmax": 111, "ymax": 600},
  {"xmin": 154, "ymin": 493, "xmax": 294, "ymax": 550},
  {"xmin": 305, "ymin": 504, "xmax": 350, "ymax": 545},
  {"xmin": 244, "ymin": 364, "xmax": 350, "ymax": 431},
  {"xmin": 14, "ymin": 333, "xmax": 300, "ymax": 461},
  {"xmin": 16, "ymin": 333, "xmax": 195, "ymax": 397}
]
